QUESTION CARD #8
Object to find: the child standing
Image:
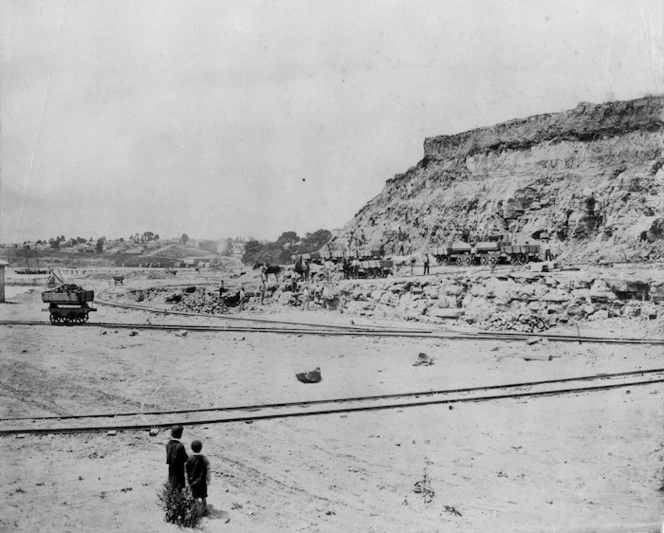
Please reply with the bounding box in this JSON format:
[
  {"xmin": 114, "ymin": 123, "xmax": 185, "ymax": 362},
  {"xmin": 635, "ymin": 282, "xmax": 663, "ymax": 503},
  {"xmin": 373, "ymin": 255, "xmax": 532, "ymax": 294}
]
[
  {"xmin": 186, "ymin": 440, "xmax": 210, "ymax": 514},
  {"xmin": 165, "ymin": 425, "xmax": 188, "ymax": 489}
]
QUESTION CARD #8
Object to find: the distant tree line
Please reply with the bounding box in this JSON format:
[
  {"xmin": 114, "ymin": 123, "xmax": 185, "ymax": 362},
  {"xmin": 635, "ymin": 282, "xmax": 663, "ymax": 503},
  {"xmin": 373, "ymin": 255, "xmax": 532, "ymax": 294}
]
[{"xmin": 242, "ymin": 229, "xmax": 332, "ymax": 265}]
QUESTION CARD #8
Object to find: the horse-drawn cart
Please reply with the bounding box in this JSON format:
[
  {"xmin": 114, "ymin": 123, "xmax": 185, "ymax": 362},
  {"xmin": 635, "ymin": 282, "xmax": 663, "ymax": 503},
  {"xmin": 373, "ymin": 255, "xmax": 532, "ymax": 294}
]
[{"xmin": 42, "ymin": 286, "xmax": 96, "ymax": 325}]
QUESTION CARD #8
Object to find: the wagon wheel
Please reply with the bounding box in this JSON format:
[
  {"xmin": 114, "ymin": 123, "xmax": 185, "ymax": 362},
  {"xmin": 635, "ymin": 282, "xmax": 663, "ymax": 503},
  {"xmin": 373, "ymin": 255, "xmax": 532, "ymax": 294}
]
[
  {"xmin": 83, "ymin": 312, "xmax": 89, "ymax": 323},
  {"xmin": 64, "ymin": 314, "xmax": 74, "ymax": 326},
  {"xmin": 479, "ymin": 256, "xmax": 489, "ymax": 266},
  {"xmin": 54, "ymin": 315, "xmax": 63, "ymax": 326},
  {"xmin": 517, "ymin": 253, "xmax": 528, "ymax": 265},
  {"xmin": 488, "ymin": 256, "xmax": 498, "ymax": 265},
  {"xmin": 50, "ymin": 313, "xmax": 57, "ymax": 325},
  {"xmin": 463, "ymin": 255, "xmax": 472, "ymax": 266},
  {"xmin": 509, "ymin": 254, "xmax": 520, "ymax": 265},
  {"xmin": 455, "ymin": 256, "xmax": 465, "ymax": 266}
]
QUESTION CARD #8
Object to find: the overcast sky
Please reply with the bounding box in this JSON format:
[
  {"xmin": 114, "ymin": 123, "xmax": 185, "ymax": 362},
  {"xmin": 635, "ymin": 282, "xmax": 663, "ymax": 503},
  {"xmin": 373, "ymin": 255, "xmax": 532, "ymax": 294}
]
[{"xmin": 1, "ymin": 0, "xmax": 662, "ymax": 243}]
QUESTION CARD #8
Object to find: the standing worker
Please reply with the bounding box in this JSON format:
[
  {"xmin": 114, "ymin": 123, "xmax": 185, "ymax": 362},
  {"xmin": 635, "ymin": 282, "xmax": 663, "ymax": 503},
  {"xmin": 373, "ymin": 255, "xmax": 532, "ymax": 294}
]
[
  {"xmin": 239, "ymin": 284, "xmax": 246, "ymax": 312},
  {"xmin": 259, "ymin": 280, "xmax": 266, "ymax": 305},
  {"xmin": 423, "ymin": 253, "xmax": 430, "ymax": 275},
  {"xmin": 301, "ymin": 284, "xmax": 311, "ymax": 311}
]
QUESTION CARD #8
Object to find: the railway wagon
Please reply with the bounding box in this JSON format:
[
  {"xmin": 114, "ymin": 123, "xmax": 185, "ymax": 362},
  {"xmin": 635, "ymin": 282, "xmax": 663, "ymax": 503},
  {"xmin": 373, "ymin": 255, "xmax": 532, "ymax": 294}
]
[
  {"xmin": 432, "ymin": 241, "xmax": 540, "ymax": 266},
  {"xmin": 357, "ymin": 259, "xmax": 394, "ymax": 278},
  {"xmin": 319, "ymin": 250, "xmax": 347, "ymax": 262},
  {"xmin": 42, "ymin": 288, "xmax": 96, "ymax": 325}
]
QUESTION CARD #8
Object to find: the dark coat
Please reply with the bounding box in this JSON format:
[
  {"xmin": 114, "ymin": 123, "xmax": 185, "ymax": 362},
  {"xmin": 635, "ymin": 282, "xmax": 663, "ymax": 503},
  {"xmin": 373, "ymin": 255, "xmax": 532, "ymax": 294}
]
[
  {"xmin": 166, "ymin": 439, "xmax": 188, "ymax": 488},
  {"xmin": 186, "ymin": 454, "xmax": 209, "ymax": 499}
]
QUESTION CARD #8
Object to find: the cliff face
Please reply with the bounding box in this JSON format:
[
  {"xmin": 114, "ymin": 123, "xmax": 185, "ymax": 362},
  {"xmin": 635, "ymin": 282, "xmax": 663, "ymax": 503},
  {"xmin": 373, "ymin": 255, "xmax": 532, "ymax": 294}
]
[{"xmin": 336, "ymin": 96, "xmax": 664, "ymax": 262}]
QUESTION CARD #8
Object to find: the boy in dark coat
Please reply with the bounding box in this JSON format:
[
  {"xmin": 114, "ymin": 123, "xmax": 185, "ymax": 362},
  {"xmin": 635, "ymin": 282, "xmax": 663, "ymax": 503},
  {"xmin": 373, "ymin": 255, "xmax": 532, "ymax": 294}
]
[
  {"xmin": 165, "ymin": 425, "xmax": 188, "ymax": 489},
  {"xmin": 186, "ymin": 440, "xmax": 210, "ymax": 513}
]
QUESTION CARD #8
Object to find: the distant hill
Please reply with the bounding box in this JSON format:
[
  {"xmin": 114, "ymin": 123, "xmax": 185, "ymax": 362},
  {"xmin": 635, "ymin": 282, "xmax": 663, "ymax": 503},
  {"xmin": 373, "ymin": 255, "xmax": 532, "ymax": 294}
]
[{"xmin": 143, "ymin": 244, "xmax": 214, "ymax": 259}]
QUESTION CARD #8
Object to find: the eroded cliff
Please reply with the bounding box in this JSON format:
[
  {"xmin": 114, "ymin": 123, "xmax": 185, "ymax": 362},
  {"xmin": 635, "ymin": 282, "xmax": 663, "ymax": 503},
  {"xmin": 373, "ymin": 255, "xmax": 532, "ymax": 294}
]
[{"xmin": 334, "ymin": 96, "xmax": 664, "ymax": 262}]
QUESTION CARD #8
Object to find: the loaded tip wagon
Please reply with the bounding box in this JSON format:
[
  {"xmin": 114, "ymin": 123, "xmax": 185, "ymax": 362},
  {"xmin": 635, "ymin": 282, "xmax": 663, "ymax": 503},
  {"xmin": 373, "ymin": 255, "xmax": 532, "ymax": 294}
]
[{"xmin": 42, "ymin": 284, "xmax": 96, "ymax": 325}]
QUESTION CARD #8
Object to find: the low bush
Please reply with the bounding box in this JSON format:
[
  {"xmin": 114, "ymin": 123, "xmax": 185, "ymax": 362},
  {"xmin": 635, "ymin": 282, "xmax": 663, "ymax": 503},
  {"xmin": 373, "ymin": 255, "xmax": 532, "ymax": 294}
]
[{"xmin": 156, "ymin": 481, "xmax": 203, "ymax": 528}]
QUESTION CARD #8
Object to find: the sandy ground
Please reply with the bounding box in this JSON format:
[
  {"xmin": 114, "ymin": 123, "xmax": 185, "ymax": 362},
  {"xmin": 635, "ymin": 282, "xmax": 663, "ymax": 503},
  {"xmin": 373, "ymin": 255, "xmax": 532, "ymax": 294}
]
[{"xmin": 1, "ymin": 273, "xmax": 664, "ymax": 532}]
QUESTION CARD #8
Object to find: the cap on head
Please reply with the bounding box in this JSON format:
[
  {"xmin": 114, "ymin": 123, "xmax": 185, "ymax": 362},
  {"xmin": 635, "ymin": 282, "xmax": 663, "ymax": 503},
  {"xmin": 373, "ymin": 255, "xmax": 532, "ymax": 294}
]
[
  {"xmin": 191, "ymin": 440, "xmax": 202, "ymax": 453},
  {"xmin": 171, "ymin": 425, "xmax": 183, "ymax": 439}
]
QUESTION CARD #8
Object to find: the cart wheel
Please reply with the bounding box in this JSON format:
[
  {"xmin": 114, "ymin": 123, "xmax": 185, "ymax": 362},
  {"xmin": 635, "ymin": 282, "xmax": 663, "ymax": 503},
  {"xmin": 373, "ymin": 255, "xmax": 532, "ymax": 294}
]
[
  {"xmin": 64, "ymin": 314, "xmax": 74, "ymax": 326},
  {"xmin": 480, "ymin": 256, "xmax": 489, "ymax": 265},
  {"xmin": 50, "ymin": 313, "xmax": 57, "ymax": 325},
  {"xmin": 83, "ymin": 312, "xmax": 89, "ymax": 323},
  {"xmin": 455, "ymin": 256, "xmax": 464, "ymax": 266},
  {"xmin": 54, "ymin": 315, "xmax": 63, "ymax": 326},
  {"xmin": 518, "ymin": 253, "xmax": 528, "ymax": 265},
  {"xmin": 509, "ymin": 254, "xmax": 520, "ymax": 265},
  {"xmin": 463, "ymin": 256, "xmax": 472, "ymax": 266},
  {"xmin": 488, "ymin": 256, "xmax": 498, "ymax": 265}
]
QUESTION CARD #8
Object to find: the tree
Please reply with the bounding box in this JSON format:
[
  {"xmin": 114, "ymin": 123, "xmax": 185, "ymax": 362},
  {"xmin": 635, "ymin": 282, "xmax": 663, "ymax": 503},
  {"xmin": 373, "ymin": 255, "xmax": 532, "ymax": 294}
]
[
  {"xmin": 301, "ymin": 229, "xmax": 332, "ymax": 253},
  {"xmin": 242, "ymin": 240, "xmax": 265, "ymax": 265},
  {"xmin": 276, "ymin": 231, "xmax": 299, "ymax": 247},
  {"xmin": 181, "ymin": 234, "xmax": 189, "ymax": 246},
  {"xmin": 198, "ymin": 240, "xmax": 218, "ymax": 254},
  {"xmin": 95, "ymin": 237, "xmax": 106, "ymax": 254}
]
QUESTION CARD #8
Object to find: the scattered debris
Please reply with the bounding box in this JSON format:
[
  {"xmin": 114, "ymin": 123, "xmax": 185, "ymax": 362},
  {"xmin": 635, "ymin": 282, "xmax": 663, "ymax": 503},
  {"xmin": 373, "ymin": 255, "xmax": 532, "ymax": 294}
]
[
  {"xmin": 444, "ymin": 505, "xmax": 462, "ymax": 517},
  {"xmin": 525, "ymin": 337, "xmax": 542, "ymax": 346},
  {"xmin": 129, "ymin": 331, "xmax": 138, "ymax": 337},
  {"xmin": 296, "ymin": 367, "xmax": 322, "ymax": 384},
  {"xmin": 149, "ymin": 428, "xmax": 159, "ymax": 437},
  {"xmin": 174, "ymin": 330, "xmax": 188, "ymax": 337},
  {"xmin": 413, "ymin": 469, "xmax": 435, "ymax": 503},
  {"xmin": 520, "ymin": 354, "xmax": 555, "ymax": 362},
  {"xmin": 106, "ymin": 430, "xmax": 117, "ymax": 436},
  {"xmin": 413, "ymin": 352, "xmax": 434, "ymax": 366}
]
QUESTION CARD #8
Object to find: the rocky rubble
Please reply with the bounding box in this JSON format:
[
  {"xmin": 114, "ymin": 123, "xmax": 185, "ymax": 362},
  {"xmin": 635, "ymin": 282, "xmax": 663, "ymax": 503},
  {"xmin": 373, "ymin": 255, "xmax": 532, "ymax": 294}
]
[{"xmin": 305, "ymin": 269, "xmax": 664, "ymax": 332}]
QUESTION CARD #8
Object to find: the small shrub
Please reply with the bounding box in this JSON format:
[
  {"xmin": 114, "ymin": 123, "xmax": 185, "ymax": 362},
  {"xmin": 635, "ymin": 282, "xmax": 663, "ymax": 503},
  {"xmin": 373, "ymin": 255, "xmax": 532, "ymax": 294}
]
[{"xmin": 156, "ymin": 481, "xmax": 203, "ymax": 528}]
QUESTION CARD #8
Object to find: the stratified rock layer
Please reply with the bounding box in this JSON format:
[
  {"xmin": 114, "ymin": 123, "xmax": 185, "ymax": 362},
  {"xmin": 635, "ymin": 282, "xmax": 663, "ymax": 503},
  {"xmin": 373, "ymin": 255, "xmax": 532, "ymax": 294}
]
[{"xmin": 335, "ymin": 97, "xmax": 664, "ymax": 262}]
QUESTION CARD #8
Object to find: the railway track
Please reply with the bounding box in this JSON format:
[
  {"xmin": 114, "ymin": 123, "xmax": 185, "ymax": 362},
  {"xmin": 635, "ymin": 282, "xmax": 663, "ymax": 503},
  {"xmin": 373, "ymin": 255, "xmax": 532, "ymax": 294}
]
[
  {"xmin": 94, "ymin": 296, "xmax": 434, "ymax": 333},
  {"xmin": 2, "ymin": 368, "xmax": 663, "ymax": 435},
  {"xmin": 2, "ymin": 318, "xmax": 664, "ymax": 345}
]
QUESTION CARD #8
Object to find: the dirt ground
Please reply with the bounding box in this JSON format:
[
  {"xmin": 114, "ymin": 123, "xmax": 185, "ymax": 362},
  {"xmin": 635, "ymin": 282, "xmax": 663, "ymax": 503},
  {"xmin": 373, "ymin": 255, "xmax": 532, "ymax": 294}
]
[{"xmin": 1, "ymin": 272, "xmax": 664, "ymax": 532}]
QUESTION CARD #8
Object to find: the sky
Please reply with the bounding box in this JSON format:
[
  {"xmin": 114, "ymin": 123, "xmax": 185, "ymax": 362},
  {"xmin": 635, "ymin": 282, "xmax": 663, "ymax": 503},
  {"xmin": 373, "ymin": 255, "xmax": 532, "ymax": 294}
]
[{"xmin": 1, "ymin": 0, "xmax": 662, "ymax": 243}]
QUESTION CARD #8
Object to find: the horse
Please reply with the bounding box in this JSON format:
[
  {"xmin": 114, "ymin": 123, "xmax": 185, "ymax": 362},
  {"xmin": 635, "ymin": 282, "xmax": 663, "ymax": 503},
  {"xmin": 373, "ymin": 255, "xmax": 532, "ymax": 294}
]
[
  {"xmin": 253, "ymin": 262, "xmax": 281, "ymax": 282},
  {"xmin": 294, "ymin": 257, "xmax": 311, "ymax": 281}
]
